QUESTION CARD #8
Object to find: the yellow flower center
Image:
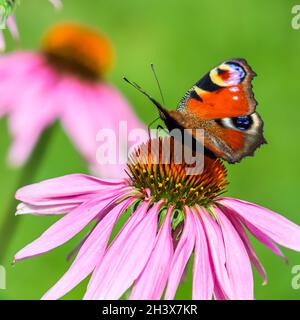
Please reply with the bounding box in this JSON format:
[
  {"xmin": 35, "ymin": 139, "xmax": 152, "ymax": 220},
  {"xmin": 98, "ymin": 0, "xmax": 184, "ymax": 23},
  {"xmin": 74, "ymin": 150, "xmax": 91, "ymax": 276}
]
[
  {"xmin": 41, "ymin": 22, "xmax": 114, "ymax": 80},
  {"xmin": 127, "ymin": 137, "xmax": 228, "ymax": 208}
]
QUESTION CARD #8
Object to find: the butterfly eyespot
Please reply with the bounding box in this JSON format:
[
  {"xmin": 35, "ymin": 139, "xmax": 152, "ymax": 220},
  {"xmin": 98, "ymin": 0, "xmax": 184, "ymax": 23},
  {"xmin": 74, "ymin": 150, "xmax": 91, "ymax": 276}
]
[
  {"xmin": 210, "ymin": 61, "xmax": 246, "ymax": 87},
  {"xmin": 226, "ymin": 62, "xmax": 246, "ymax": 82},
  {"xmin": 232, "ymin": 115, "xmax": 253, "ymax": 130},
  {"xmin": 216, "ymin": 68, "xmax": 231, "ymax": 82},
  {"xmin": 217, "ymin": 68, "xmax": 227, "ymax": 75}
]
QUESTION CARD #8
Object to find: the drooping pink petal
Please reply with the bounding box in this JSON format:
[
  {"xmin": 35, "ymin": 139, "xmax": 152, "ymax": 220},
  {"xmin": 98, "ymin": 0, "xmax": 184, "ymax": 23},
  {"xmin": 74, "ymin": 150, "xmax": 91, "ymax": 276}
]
[
  {"xmin": 0, "ymin": 52, "xmax": 44, "ymax": 75},
  {"xmin": 60, "ymin": 78, "xmax": 101, "ymax": 169},
  {"xmin": 223, "ymin": 208, "xmax": 267, "ymax": 285},
  {"xmin": 42, "ymin": 197, "xmax": 135, "ymax": 300},
  {"xmin": 192, "ymin": 207, "xmax": 214, "ymax": 300},
  {"xmin": 130, "ymin": 206, "xmax": 174, "ymax": 300},
  {"xmin": 14, "ymin": 191, "xmax": 130, "ymax": 262},
  {"xmin": 219, "ymin": 198, "xmax": 300, "ymax": 252},
  {"xmin": 198, "ymin": 207, "xmax": 232, "ymax": 299},
  {"xmin": 212, "ymin": 205, "xmax": 253, "ymax": 300},
  {"xmin": 7, "ymin": 63, "xmax": 57, "ymax": 134},
  {"xmin": 61, "ymin": 81, "xmax": 145, "ymax": 179},
  {"xmin": 16, "ymin": 174, "xmax": 126, "ymax": 206},
  {"xmin": 82, "ymin": 83, "xmax": 145, "ymax": 179},
  {"xmin": 8, "ymin": 64, "xmax": 59, "ymax": 166},
  {"xmin": 0, "ymin": 53, "xmax": 44, "ymax": 83},
  {"xmin": 241, "ymin": 216, "xmax": 287, "ymax": 263},
  {"xmin": 93, "ymin": 84, "xmax": 145, "ymax": 138},
  {"xmin": 0, "ymin": 53, "xmax": 46, "ymax": 116},
  {"xmin": 8, "ymin": 127, "xmax": 48, "ymax": 167},
  {"xmin": 84, "ymin": 201, "xmax": 162, "ymax": 300},
  {"xmin": 164, "ymin": 208, "xmax": 195, "ymax": 300}
]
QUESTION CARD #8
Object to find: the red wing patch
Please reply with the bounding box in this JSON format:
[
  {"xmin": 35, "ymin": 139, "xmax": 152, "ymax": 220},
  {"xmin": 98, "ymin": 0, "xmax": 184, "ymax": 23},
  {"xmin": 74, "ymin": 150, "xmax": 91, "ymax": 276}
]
[{"xmin": 186, "ymin": 84, "xmax": 250, "ymax": 120}]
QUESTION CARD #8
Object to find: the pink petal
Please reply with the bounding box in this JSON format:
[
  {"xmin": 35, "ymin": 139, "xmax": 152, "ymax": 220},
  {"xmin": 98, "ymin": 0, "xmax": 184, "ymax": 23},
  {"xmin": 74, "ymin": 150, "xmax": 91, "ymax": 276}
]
[
  {"xmin": 60, "ymin": 79, "xmax": 101, "ymax": 169},
  {"xmin": 0, "ymin": 52, "xmax": 43, "ymax": 78},
  {"xmin": 16, "ymin": 174, "xmax": 126, "ymax": 205},
  {"xmin": 192, "ymin": 207, "xmax": 214, "ymax": 300},
  {"xmin": 219, "ymin": 198, "xmax": 300, "ymax": 252},
  {"xmin": 16, "ymin": 185, "xmax": 133, "ymax": 216},
  {"xmin": 130, "ymin": 206, "xmax": 174, "ymax": 300},
  {"xmin": 84, "ymin": 201, "xmax": 162, "ymax": 300},
  {"xmin": 241, "ymin": 217, "xmax": 287, "ymax": 262},
  {"xmin": 212, "ymin": 206, "xmax": 253, "ymax": 300},
  {"xmin": 223, "ymin": 209, "xmax": 267, "ymax": 285},
  {"xmin": 14, "ymin": 192, "xmax": 128, "ymax": 262},
  {"xmin": 0, "ymin": 53, "xmax": 45, "ymax": 116},
  {"xmin": 86, "ymin": 83, "xmax": 146, "ymax": 178},
  {"xmin": 8, "ymin": 127, "xmax": 48, "ymax": 167},
  {"xmin": 61, "ymin": 81, "xmax": 145, "ymax": 179},
  {"xmin": 198, "ymin": 207, "xmax": 232, "ymax": 299},
  {"xmin": 165, "ymin": 208, "xmax": 195, "ymax": 300},
  {"xmin": 93, "ymin": 84, "xmax": 145, "ymax": 136},
  {"xmin": 7, "ymin": 64, "xmax": 56, "ymax": 135},
  {"xmin": 42, "ymin": 197, "xmax": 135, "ymax": 300},
  {"xmin": 7, "ymin": 15, "xmax": 19, "ymax": 40},
  {"xmin": 8, "ymin": 65, "xmax": 59, "ymax": 166},
  {"xmin": 213, "ymin": 279, "xmax": 228, "ymax": 300},
  {"xmin": 16, "ymin": 202, "xmax": 78, "ymax": 216}
]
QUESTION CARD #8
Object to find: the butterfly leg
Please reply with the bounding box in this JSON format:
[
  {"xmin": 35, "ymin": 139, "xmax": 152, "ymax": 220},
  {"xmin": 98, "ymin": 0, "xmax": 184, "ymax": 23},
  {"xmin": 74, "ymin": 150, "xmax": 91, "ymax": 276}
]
[
  {"xmin": 156, "ymin": 124, "xmax": 170, "ymax": 136},
  {"xmin": 147, "ymin": 116, "xmax": 160, "ymax": 138}
]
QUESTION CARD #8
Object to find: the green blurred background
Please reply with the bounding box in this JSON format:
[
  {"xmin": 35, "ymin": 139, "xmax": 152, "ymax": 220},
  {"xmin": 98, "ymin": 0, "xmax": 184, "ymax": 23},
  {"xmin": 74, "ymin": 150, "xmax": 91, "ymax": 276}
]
[{"xmin": 0, "ymin": 0, "xmax": 300, "ymax": 299}]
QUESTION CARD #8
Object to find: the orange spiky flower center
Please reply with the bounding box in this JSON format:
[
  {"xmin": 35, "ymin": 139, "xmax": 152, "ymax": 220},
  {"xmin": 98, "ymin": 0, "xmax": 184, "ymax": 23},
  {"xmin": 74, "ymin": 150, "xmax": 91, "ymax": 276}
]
[
  {"xmin": 41, "ymin": 22, "xmax": 114, "ymax": 80},
  {"xmin": 127, "ymin": 137, "xmax": 228, "ymax": 209}
]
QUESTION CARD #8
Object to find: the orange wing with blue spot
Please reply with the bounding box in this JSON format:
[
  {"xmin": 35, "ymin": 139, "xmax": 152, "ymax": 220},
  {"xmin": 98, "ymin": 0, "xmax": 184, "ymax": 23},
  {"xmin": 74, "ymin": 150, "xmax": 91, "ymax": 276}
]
[{"xmin": 177, "ymin": 59, "xmax": 257, "ymax": 120}]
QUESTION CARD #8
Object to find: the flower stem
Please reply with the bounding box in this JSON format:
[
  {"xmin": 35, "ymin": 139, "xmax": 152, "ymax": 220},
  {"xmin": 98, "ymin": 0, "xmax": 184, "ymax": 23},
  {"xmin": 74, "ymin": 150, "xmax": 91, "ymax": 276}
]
[{"xmin": 0, "ymin": 123, "xmax": 56, "ymax": 264}]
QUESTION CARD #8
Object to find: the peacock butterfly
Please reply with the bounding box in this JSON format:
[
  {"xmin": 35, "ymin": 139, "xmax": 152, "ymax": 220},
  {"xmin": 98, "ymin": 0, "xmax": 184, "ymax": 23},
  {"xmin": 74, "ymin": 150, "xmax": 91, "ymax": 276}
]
[{"xmin": 124, "ymin": 58, "xmax": 266, "ymax": 163}]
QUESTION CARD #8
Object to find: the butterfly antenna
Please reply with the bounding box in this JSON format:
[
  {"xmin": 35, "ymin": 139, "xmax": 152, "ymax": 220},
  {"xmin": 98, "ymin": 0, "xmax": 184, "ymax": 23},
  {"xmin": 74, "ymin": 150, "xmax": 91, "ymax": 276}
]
[
  {"xmin": 150, "ymin": 63, "xmax": 165, "ymax": 105},
  {"xmin": 123, "ymin": 76, "xmax": 165, "ymax": 113}
]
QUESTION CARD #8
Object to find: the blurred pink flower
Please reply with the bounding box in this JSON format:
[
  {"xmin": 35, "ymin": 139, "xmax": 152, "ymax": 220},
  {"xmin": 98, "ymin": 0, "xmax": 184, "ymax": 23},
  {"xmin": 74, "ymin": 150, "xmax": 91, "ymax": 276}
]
[
  {"xmin": 14, "ymin": 139, "xmax": 300, "ymax": 300},
  {"xmin": 0, "ymin": 22, "xmax": 145, "ymax": 178},
  {"xmin": 0, "ymin": 0, "xmax": 61, "ymax": 51}
]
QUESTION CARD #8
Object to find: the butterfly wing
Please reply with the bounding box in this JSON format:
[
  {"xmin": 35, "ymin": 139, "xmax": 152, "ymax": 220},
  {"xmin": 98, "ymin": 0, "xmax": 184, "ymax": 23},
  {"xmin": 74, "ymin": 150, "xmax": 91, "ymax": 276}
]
[
  {"xmin": 171, "ymin": 58, "xmax": 265, "ymax": 162},
  {"xmin": 168, "ymin": 110, "xmax": 265, "ymax": 163},
  {"xmin": 177, "ymin": 58, "xmax": 256, "ymax": 119},
  {"xmin": 201, "ymin": 113, "xmax": 265, "ymax": 163}
]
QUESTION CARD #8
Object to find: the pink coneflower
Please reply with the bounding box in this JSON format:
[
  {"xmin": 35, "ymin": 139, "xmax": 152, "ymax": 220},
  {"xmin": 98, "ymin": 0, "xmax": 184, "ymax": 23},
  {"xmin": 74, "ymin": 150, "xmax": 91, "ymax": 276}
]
[
  {"xmin": 14, "ymin": 138, "xmax": 300, "ymax": 300},
  {"xmin": 0, "ymin": 0, "xmax": 61, "ymax": 51},
  {"xmin": 0, "ymin": 22, "xmax": 144, "ymax": 178}
]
